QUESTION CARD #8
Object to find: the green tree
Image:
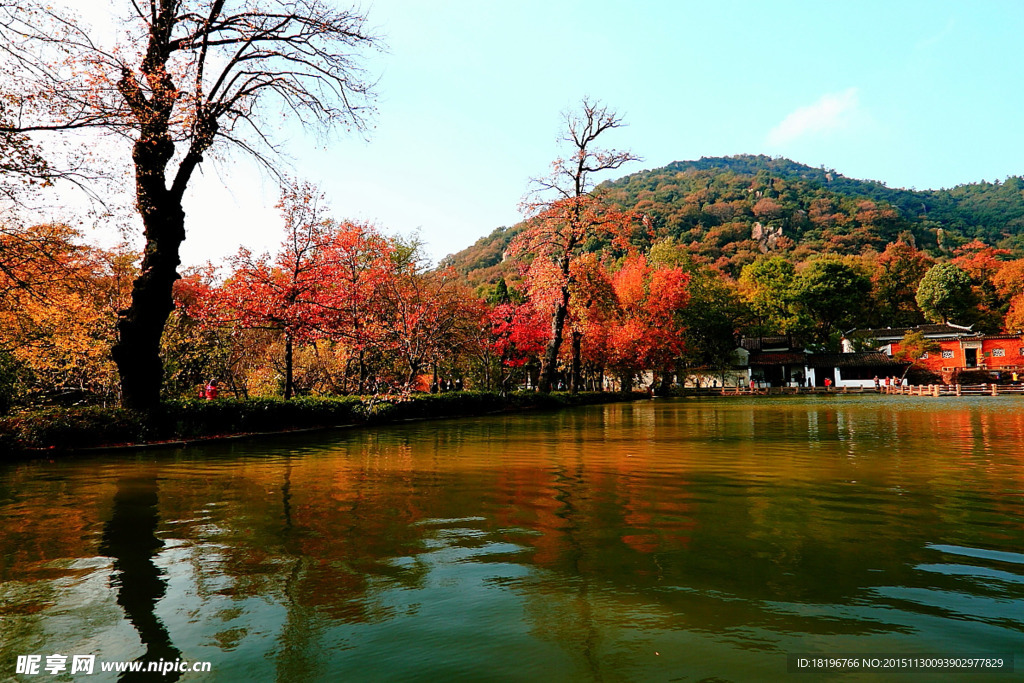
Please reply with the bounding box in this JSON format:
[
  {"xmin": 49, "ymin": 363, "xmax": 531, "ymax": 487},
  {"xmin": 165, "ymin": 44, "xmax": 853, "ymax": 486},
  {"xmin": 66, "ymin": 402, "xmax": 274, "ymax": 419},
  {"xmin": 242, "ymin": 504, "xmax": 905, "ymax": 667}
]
[
  {"xmin": 160, "ymin": 309, "xmax": 237, "ymax": 400},
  {"xmin": 915, "ymin": 263, "xmax": 975, "ymax": 324},
  {"xmin": 793, "ymin": 259, "xmax": 871, "ymax": 346},
  {"xmin": 0, "ymin": 350, "xmax": 23, "ymax": 414},
  {"xmin": 738, "ymin": 256, "xmax": 801, "ymax": 335},
  {"xmin": 678, "ymin": 269, "xmax": 743, "ymax": 379}
]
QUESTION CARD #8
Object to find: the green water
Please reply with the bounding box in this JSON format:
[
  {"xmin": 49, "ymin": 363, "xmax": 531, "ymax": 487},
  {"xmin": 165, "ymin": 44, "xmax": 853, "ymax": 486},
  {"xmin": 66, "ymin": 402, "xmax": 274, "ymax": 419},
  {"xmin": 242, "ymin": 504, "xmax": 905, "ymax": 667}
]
[{"xmin": 1, "ymin": 396, "xmax": 1022, "ymax": 681}]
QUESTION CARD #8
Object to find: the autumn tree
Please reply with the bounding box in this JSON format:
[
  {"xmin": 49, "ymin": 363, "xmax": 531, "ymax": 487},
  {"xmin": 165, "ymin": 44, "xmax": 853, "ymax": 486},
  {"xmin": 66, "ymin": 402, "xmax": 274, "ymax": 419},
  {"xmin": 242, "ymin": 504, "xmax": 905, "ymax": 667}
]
[
  {"xmin": 870, "ymin": 239, "xmax": 932, "ymax": 325},
  {"xmin": 0, "ymin": 222, "xmax": 82, "ymax": 305},
  {"xmin": 164, "ymin": 267, "xmax": 243, "ymax": 399},
  {"xmin": 190, "ymin": 187, "xmax": 411, "ymax": 398},
  {"xmin": 315, "ymin": 221, "xmax": 400, "ymax": 393},
  {"xmin": 992, "ymin": 259, "xmax": 1024, "ymax": 331},
  {"xmin": 383, "ymin": 262, "xmax": 484, "ymax": 391},
  {"xmin": 0, "ymin": 1, "xmax": 379, "ymax": 409},
  {"xmin": 1004, "ymin": 296, "xmax": 1024, "ymax": 333},
  {"xmin": 894, "ymin": 330, "xmax": 940, "ymax": 365},
  {"xmin": 198, "ymin": 183, "xmax": 352, "ymax": 399},
  {"xmin": 951, "ymin": 240, "xmax": 1011, "ymax": 331},
  {"xmin": 487, "ymin": 299, "xmax": 549, "ymax": 393},
  {"xmin": 606, "ymin": 254, "xmax": 689, "ymax": 390},
  {"xmin": 566, "ymin": 253, "xmax": 618, "ymax": 391},
  {"xmin": 651, "ymin": 240, "xmax": 744, "ymax": 382},
  {"xmin": 0, "ymin": 224, "xmax": 135, "ymax": 408},
  {"xmin": 511, "ymin": 99, "xmax": 639, "ymax": 392}
]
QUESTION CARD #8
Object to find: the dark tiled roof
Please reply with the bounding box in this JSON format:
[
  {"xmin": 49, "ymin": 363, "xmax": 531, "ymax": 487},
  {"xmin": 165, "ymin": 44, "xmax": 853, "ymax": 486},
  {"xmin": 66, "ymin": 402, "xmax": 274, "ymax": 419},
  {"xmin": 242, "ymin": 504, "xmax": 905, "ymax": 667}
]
[
  {"xmin": 741, "ymin": 336, "xmax": 802, "ymax": 351},
  {"xmin": 749, "ymin": 352, "xmax": 809, "ymax": 365},
  {"xmin": 806, "ymin": 352, "xmax": 909, "ymax": 368},
  {"xmin": 977, "ymin": 333, "xmax": 1024, "ymax": 341},
  {"xmin": 748, "ymin": 351, "xmax": 910, "ymax": 368},
  {"xmin": 850, "ymin": 323, "xmax": 976, "ymax": 340}
]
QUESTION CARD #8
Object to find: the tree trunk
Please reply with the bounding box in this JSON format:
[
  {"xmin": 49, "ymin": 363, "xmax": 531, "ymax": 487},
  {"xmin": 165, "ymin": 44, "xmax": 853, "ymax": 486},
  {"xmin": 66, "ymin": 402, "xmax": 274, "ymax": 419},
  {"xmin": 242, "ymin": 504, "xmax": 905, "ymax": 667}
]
[
  {"xmin": 657, "ymin": 368, "xmax": 673, "ymax": 395},
  {"xmin": 111, "ymin": 58, "xmax": 211, "ymax": 410},
  {"xmin": 405, "ymin": 358, "xmax": 421, "ymax": 391},
  {"xmin": 538, "ymin": 285, "xmax": 569, "ymax": 393},
  {"xmin": 111, "ymin": 159, "xmax": 184, "ymax": 411},
  {"xmin": 284, "ymin": 332, "xmax": 294, "ymax": 400},
  {"xmin": 357, "ymin": 349, "xmax": 367, "ymax": 394},
  {"xmin": 570, "ymin": 330, "xmax": 583, "ymax": 393}
]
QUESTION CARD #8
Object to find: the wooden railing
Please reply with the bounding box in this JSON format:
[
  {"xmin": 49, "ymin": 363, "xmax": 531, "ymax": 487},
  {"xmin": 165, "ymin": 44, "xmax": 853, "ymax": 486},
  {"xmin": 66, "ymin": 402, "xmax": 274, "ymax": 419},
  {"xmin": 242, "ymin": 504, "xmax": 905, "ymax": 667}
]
[
  {"xmin": 677, "ymin": 384, "xmax": 1024, "ymax": 397},
  {"xmin": 679, "ymin": 386, "xmax": 870, "ymax": 396},
  {"xmin": 880, "ymin": 383, "xmax": 1024, "ymax": 396}
]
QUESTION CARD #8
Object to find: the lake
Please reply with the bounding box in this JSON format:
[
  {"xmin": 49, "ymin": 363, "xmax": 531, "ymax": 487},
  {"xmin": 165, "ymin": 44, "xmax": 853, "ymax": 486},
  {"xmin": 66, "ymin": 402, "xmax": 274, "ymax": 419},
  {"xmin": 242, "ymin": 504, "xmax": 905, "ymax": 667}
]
[{"xmin": 1, "ymin": 396, "xmax": 1022, "ymax": 681}]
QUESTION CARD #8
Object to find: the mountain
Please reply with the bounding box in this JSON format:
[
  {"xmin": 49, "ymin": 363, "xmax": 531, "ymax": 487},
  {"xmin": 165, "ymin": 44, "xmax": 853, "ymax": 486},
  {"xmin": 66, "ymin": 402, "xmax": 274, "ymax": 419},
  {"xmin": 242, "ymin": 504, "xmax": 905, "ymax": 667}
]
[{"xmin": 445, "ymin": 154, "xmax": 1024, "ymax": 283}]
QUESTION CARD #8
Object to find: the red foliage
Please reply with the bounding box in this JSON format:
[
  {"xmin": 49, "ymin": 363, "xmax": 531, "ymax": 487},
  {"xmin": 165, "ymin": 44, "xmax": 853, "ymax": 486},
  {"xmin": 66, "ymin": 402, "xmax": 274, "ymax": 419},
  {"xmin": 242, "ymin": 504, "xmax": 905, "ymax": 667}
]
[
  {"xmin": 606, "ymin": 255, "xmax": 690, "ymax": 376},
  {"xmin": 952, "ymin": 240, "xmax": 1010, "ymax": 283},
  {"xmin": 489, "ymin": 302, "xmax": 549, "ymax": 367}
]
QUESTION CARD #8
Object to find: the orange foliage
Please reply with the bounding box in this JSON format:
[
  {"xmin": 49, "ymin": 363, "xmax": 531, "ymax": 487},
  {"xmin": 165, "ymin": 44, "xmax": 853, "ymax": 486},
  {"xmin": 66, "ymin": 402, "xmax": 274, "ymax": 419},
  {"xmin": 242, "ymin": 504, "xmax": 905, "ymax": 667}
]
[
  {"xmin": 952, "ymin": 240, "xmax": 1010, "ymax": 283},
  {"xmin": 606, "ymin": 255, "xmax": 690, "ymax": 378},
  {"xmin": 0, "ymin": 224, "xmax": 135, "ymax": 399}
]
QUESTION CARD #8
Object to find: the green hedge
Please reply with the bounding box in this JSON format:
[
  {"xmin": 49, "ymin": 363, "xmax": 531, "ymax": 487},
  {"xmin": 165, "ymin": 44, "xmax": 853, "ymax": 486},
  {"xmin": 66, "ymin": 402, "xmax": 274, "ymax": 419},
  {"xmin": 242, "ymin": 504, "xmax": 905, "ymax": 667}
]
[{"xmin": 0, "ymin": 391, "xmax": 648, "ymax": 456}]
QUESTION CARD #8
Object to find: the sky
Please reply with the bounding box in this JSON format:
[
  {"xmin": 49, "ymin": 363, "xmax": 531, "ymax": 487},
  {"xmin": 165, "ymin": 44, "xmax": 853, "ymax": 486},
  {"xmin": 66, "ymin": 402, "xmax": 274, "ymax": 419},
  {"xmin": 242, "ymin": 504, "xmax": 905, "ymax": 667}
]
[{"xmin": 32, "ymin": 0, "xmax": 1024, "ymax": 266}]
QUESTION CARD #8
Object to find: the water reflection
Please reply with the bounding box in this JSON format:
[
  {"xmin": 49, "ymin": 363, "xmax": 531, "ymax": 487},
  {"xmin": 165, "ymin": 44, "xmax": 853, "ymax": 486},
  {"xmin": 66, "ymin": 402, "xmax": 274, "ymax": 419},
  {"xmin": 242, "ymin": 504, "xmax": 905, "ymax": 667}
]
[
  {"xmin": 1, "ymin": 397, "xmax": 1022, "ymax": 680},
  {"xmin": 98, "ymin": 476, "xmax": 182, "ymax": 681}
]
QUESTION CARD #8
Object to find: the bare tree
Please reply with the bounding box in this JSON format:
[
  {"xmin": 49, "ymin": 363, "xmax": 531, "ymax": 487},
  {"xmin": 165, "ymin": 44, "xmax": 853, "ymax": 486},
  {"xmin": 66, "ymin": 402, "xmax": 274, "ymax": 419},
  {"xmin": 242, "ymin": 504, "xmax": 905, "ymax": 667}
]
[
  {"xmin": 0, "ymin": 116, "xmax": 48, "ymax": 207},
  {"xmin": 0, "ymin": 0, "xmax": 379, "ymax": 409},
  {"xmin": 513, "ymin": 98, "xmax": 639, "ymax": 393}
]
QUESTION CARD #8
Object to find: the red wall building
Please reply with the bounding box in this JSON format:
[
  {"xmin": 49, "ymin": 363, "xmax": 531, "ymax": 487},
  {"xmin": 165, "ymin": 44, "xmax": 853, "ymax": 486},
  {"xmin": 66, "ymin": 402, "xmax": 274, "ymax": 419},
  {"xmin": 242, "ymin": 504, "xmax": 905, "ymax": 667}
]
[
  {"xmin": 855, "ymin": 324, "xmax": 1024, "ymax": 381},
  {"xmin": 889, "ymin": 335, "xmax": 1022, "ymax": 373}
]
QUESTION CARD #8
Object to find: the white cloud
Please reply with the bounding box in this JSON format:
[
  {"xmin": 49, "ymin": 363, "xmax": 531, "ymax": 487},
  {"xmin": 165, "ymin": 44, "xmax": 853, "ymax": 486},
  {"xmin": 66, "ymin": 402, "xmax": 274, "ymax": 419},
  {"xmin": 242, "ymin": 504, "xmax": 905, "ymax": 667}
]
[
  {"xmin": 766, "ymin": 88, "xmax": 860, "ymax": 146},
  {"xmin": 916, "ymin": 19, "xmax": 956, "ymax": 51}
]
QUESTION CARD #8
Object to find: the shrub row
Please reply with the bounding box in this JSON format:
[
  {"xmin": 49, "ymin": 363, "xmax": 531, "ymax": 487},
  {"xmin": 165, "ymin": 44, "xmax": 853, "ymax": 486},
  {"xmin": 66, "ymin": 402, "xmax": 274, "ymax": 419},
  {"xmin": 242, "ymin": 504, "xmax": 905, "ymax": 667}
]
[{"xmin": 0, "ymin": 391, "xmax": 649, "ymax": 456}]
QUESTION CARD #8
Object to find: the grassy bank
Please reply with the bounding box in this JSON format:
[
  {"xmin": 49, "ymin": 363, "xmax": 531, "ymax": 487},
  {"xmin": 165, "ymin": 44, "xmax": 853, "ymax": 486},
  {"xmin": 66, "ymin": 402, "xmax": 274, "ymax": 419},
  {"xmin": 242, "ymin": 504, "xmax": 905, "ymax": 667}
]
[{"xmin": 0, "ymin": 390, "xmax": 649, "ymax": 456}]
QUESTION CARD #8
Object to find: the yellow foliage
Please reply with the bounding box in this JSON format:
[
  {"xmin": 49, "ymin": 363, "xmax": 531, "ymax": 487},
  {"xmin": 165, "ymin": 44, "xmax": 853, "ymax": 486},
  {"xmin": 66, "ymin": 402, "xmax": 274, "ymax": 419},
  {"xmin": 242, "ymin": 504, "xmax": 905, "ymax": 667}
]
[{"xmin": 0, "ymin": 223, "xmax": 135, "ymax": 399}]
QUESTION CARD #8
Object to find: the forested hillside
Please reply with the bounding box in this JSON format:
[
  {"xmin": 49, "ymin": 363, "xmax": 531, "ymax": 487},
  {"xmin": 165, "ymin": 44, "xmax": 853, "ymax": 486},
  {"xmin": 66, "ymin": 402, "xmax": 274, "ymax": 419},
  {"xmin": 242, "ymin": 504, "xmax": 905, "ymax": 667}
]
[{"xmin": 448, "ymin": 155, "xmax": 1024, "ymax": 282}]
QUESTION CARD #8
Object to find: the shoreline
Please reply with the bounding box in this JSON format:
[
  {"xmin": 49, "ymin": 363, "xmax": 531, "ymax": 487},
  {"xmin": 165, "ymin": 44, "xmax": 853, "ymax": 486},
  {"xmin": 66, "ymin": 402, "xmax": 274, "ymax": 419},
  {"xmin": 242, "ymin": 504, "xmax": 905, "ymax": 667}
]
[{"xmin": 0, "ymin": 390, "xmax": 651, "ymax": 459}]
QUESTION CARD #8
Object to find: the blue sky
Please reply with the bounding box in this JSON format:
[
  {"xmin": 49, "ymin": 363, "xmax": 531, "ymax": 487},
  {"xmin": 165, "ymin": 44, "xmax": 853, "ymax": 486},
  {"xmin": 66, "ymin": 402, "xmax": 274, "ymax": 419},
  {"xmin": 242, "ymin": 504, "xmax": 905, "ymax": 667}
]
[{"xmin": 69, "ymin": 1, "xmax": 1024, "ymax": 265}]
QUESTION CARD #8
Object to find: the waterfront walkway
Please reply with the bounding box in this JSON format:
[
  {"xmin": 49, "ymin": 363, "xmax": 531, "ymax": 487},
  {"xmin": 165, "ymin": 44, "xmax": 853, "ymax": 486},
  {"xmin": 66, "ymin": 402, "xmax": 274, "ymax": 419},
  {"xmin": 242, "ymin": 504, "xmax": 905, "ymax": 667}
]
[{"xmin": 681, "ymin": 384, "xmax": 1024, "ymax": 397}]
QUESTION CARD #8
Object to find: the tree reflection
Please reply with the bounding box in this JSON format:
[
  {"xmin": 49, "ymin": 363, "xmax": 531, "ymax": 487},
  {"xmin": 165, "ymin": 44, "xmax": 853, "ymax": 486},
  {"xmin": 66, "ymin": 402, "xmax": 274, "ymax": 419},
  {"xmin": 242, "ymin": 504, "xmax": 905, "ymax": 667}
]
[
  {"xmin": 78, "ymin": 404, "xmax": 1024, "ymax": 674},
  {"xmin": 99, "ymin": 476, "xmax": 181, "ymax": 682}
]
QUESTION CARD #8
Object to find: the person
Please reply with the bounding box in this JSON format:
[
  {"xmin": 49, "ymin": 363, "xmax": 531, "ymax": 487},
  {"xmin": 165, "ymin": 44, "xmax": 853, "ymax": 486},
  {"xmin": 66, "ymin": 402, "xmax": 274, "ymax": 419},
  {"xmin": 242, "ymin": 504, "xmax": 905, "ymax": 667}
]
[
  {"xmin": 748, "ymin": 378, "xmax": 755, "ymax": 392},
  {"xmin": 824, "ymin": 377, "xmax": 832, "ymax": 390},
  {"xmin": 874, "ymin": 376, "xmax": 880, "ymax": 390},
  {"xmin": 204, "ymin": 379, "xmax": 219, "ymax": 400}
]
